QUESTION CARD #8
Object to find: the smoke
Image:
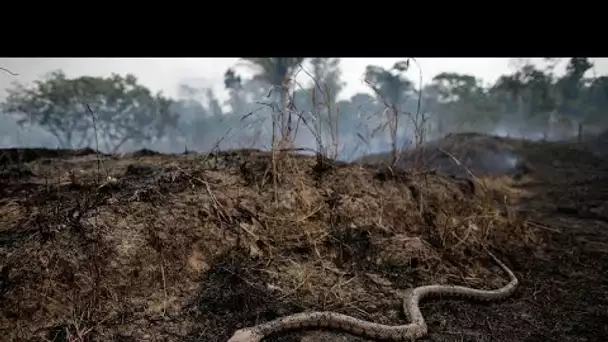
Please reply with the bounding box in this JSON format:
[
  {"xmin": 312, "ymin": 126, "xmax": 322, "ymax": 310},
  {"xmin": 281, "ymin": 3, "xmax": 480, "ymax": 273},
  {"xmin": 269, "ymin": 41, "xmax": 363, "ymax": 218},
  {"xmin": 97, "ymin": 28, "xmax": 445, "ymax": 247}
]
[
  {"xmin": 489, "ymin": 120, "xmax": 547, "ymax": 141},
  {"xmin": 1, "ymin": 58, "xmax": 606, "ymax": 161}
]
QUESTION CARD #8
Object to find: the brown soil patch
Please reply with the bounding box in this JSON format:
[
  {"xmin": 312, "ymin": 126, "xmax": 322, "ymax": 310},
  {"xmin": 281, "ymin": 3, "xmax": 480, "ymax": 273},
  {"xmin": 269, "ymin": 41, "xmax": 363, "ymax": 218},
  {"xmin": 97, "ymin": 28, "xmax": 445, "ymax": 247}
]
[{"xmin": 0, "ymin": 139, "xmax": 606, "ymax": 342}]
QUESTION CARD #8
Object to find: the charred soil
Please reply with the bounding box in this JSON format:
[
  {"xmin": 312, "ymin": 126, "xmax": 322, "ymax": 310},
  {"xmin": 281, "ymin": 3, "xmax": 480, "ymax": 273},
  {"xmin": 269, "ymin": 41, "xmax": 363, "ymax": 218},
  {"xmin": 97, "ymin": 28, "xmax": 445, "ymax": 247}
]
[{"xmin": 0, "ymin": 138, "xmax": 606, "ymax": 341}]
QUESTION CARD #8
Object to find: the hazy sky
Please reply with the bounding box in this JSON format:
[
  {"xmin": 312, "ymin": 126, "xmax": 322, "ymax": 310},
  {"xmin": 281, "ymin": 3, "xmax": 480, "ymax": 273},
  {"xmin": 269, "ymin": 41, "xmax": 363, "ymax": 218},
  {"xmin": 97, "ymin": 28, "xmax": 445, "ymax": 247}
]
[{"xmin": 1, "ymin": 58, "xmax": 607, "ymax": 104}]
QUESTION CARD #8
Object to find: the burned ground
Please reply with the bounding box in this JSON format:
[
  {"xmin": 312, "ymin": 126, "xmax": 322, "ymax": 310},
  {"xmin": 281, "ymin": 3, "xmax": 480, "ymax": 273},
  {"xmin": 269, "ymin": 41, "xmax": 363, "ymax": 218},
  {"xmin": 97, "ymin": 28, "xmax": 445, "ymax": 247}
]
[
  {"xmin": 0, "ymin": 134, "xmax": 607, "ymax": 342},
  {"xmin": 355, "ymin": 133, "xmax": 530, "ymax": 179}
]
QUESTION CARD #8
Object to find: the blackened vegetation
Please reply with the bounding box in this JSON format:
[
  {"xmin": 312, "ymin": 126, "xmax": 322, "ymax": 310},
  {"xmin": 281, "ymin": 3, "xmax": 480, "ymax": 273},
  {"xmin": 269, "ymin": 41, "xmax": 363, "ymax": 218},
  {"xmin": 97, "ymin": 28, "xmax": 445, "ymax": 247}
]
[
  {"xmin": 187, "ymin": 249, "xmax": 303, "ymax": 342},
  {"xmin": 0, "ymin": 147, "xmax": 100, "ymax": 166},
  {"xmin": 0, "ymin": 165, "xmax": 35, "ymax": 181},
  {"xmin": 328, "ymin": 226, "xmax": 375, "ymax": 272},
  {"xmin": 0, "ymin": 141, "xmax": 607, "ymax": 342}
]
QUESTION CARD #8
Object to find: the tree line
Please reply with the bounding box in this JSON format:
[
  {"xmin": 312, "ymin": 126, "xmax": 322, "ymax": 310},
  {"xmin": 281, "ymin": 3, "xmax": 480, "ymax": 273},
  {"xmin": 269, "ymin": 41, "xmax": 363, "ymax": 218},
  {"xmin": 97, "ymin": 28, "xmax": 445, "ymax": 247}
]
[{"xmin": 1, "ymin": 58, "xmax": 606, "ymax": 159}]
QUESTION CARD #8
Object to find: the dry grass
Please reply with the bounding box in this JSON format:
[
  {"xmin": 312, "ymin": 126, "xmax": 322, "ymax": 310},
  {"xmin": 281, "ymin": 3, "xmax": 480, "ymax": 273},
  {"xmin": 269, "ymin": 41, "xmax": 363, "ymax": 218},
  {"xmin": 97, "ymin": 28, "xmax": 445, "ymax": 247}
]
[{"xmin": 0, "ymin": 144, "xmax": 537, "ymax": 342}]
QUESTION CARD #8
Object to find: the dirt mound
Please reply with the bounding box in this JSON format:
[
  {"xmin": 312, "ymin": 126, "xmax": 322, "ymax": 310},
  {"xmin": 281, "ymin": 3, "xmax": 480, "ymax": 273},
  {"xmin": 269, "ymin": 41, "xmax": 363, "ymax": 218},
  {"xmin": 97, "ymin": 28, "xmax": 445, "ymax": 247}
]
[
  {"xmin": 357, "ymin": 132, "xmax": 531, "ymax": 178},
  {"xmin": 0, "ymin": 148, "xmax": 536, "ymax": 341}
]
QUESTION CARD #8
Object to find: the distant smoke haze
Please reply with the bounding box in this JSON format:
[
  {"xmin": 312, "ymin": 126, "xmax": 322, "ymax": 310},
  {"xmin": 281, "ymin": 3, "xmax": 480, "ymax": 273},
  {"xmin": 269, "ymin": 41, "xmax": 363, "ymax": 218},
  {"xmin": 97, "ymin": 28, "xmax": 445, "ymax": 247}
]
[{"xmin": 1, "ymin": 58, "xmax": 607, "ymax": 160}]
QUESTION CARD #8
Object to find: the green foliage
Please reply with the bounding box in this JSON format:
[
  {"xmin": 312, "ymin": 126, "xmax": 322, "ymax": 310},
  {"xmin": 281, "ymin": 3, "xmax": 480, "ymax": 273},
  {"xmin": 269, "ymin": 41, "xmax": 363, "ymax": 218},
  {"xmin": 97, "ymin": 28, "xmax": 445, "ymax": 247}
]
[
  {"xmin": 426, "ymin": 72, "xmax": 501, "ymax": 133},
  {"xmin": 2, "ymin": 71, "xmax": 177, "ymax": 152},
  {"xmin": 364, "ymin": 61, "xmax": 414, "ymax": 107},
  {"xmin": 432, "ymin": 72, "xmax": 483, "ymax": 101}
]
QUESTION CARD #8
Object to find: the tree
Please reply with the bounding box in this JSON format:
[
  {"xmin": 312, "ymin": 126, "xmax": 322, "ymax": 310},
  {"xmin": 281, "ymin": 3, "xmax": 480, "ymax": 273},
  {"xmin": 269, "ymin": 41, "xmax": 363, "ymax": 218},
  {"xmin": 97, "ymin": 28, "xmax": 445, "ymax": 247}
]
[
  {"xmin": 309, "ymin": 58, "xmax": 345, "ymax": 108},
  {"xmin": 432, "ymin": 73, "xmax": 482, "ymax": 101},
  {"xmin": 336, "ymin": 93, "xmax": 378, "ymax": 135},
  {"xmin": 237, "ymin": 58, "xmax": 306, "ymax": 142},
  {"xmin": 493, "ymin": 72, "xmax": 527, "ymax": 117},
  {"xmin": 224, "ymin": 68, "xmax": 271, "ymax": 114},
  {"xmin": 429, "ymin": 73, "xmax": 499, "ymax": 134},
  {"xmin": 364, "ymin": 61, "xmax": 414, "ymax": 108},
  {"xmin": 224, "ymin": 68, "xmax": 248, "ymax": 117},
  {"xmin": 302, "ymin": 58, "xmax": 345, "ymax": 156},
  {"xmin": 557, "ymin": 58, "xmax": 593, "ymax": 115},
  {"xmin": 170, "ymin": 97, "xmax": 234, "ymax": 150},
  {"xmin": 206, "ymin": 88, "xmax": 224, "ymax": 118},
  {"xmin": 222, "ymin": 68, "xmax": 275, "ymax": 148},
  {"xmin": 224, "ymin": 68, "xmax": 242, "ymax": 91},
  {"xmin": 2, "ymin": 71, "xmax": 177, "ymax": 153},
  {"xmin": 364, "ymin": 61, "xmax": 416, "ymax": 163},
  {"xmin": 585, "ymin": 76, "xmax": 608, "ymax": 123},
  {"xmin": 555, "ymin": 58, "xmax": 595, "ymax": 140}
]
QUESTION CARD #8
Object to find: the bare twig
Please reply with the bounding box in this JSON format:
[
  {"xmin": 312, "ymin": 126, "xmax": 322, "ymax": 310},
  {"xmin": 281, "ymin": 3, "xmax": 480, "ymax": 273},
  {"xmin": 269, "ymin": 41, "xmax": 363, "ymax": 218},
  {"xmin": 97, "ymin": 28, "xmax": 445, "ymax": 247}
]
[
  {"xmin": 0, "ymin": 67, "xmax": 19, "ymax": 76},
  {"xmin": 85, "ymin": 104, "xmax": 107, "ymax": 182}
]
